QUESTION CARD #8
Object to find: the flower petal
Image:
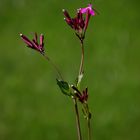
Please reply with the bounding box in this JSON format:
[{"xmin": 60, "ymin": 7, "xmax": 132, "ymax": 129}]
[
  {"xmin": 80, "ymin": 4, "xmax": 95, "ymax": 16},
  {"xmin": 20, "ymin": 34, "xmax": 33, "ymax": 47},
  {"xmin": 40, "ymin": 34, "xmax": 44, "ymax": 47},
  {"xmin": 62, "ymin": 9, "xmax": 71, "ymax": 20}
]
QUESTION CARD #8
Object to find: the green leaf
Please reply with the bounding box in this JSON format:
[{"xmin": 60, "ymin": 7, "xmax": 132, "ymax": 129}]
[{"xmin": 56, "ymin": 79, "xmax": 71, "ymax": 96}]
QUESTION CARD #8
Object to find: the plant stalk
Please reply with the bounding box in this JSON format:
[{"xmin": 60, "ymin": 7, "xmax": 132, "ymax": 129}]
[
  {"xmin": 87, "ymin": 117, "xmax": 91, "ymax": 140},
  {"xmin": 85, "ymin": 103, "xmax": 92, "ymax": 140},
  {"xmin": 73, "ymin": 98, "xmax": 82, "ymax": 140},
  {"xmin": 79, "ymin": 40, "xmax": 84, "ymax": 76},
  {"xmin": 42, "ymin": 53, "xmax": 64, "ymax": 80}
]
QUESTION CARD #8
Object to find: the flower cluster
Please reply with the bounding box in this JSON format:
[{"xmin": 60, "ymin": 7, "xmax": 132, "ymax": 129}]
[
  {"xmin": 72, "ymin": 85, "xmax": 88, "ymax": 103},
  {"xmin": 20, "ymin": 33, "xmax": 44, "ymax": 54},
  {"xmin": 63, "ymin": 4, "xmax": 95, "ymax": 40}
]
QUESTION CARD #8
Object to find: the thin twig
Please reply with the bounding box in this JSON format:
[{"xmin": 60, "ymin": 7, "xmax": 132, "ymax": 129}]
[
  {"xmin": 79, "ymin": 40, "xmax": 84, "ymax": 76},
  {"xmin": 85, "ymin": 103, "xmax": 92, "ymax": 140},
  {"xmin": 73, "ymin": 98, "xmax": 82, "ymax": 140},
  {"xmin": 42, "ymin": 53, "xmax": 64, "ymax": 80},
  {"xmin": 88, "ymin": 117, "xmax": 91, "ymax": 140}
]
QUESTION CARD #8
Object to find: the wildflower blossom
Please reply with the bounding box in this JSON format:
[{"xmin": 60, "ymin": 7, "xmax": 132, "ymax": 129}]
[
  {"xmin": 77, "ymin": 88, "xmax": 88, "ymax": 103},
  {"xmin": 20, "ymin": 33, "xmax": 44, "ymax": 53},
  {"xmin": 72, "ymin": 85, "xmax": 88, "ymax": 103},
  {"xmin": 63, "ymin": 9, "xmax": 85, "ymax": 32},
  {"xmin": 79, "ymin": 4, "xmax": 95, "ymax": 31},
  {"xmin": 80, "ymin": 4, "xmax": 95, "ymax": 16},
  {"xmin": 63, "ymin": 4, "xmax": 95, "ymax": 39}
]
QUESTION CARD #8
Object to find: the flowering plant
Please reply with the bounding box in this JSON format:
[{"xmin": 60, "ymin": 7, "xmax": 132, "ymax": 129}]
[{"xmin": 20, "ymin": 3, "xmax": 96, "ymax": 140}]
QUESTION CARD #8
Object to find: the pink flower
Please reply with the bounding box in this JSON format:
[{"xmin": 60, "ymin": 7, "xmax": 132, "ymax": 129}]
[
  {"xmin": 79, "ymin": 4, "xmax": 95, "ymax": 31},
  {"xmin": 63, "ymin": 4, "xmax": 95, "ymax": 40},
  {"xmin": 80, "ymin": 4, "xmax": 95, "ymax": 16},
  {"xmin": 63, "ymin": 9, "xmax": 85, "ymax": 31},
  {"xmin": 20, "ymin": 33, "xmax": 44, "ymax": 53}
]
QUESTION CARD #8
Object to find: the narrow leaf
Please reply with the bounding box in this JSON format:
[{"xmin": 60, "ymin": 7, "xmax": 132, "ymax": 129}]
[{"xmin": 56, "ymin": 79, "xmax": 71, "ymax": 96}]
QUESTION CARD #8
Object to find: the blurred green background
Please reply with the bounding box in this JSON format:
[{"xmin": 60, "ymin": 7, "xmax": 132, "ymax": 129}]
[{"xmin": 0, "ymin": 0, "xmax": 140, "ymax": 140}]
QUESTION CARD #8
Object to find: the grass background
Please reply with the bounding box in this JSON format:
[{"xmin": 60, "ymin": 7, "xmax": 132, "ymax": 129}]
[{"xmin": 0, "ymin": 0, "xmax": 140, "ymax": 139}]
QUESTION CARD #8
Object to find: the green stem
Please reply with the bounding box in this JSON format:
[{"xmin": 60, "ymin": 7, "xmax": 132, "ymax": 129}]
[
  {"xmin": 83, "ymin": 103, "xmax": 92, "ymax": 140},
  {"xmin": 73, "ymin": 98, "xmax": 82, "ymax": 140},
  {"xmin": 42, "ymin": 53, "xmax": 64, "ymax": 80},
  {"xmin": 86, "ymin": 104, "xmax": 92, "ymax": 140},
  {"xmin": 78, "ymin": 40, "xmax": 84, "ymax": 76},
  {"xmin": 87, "ymin": 118, "xmax": 91, "ymax": 140}
]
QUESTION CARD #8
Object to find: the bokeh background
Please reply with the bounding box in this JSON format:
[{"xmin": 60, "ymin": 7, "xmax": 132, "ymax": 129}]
[{"xmin": 0, "ymin": 0, "xmax": 140, "ymax": 140}]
